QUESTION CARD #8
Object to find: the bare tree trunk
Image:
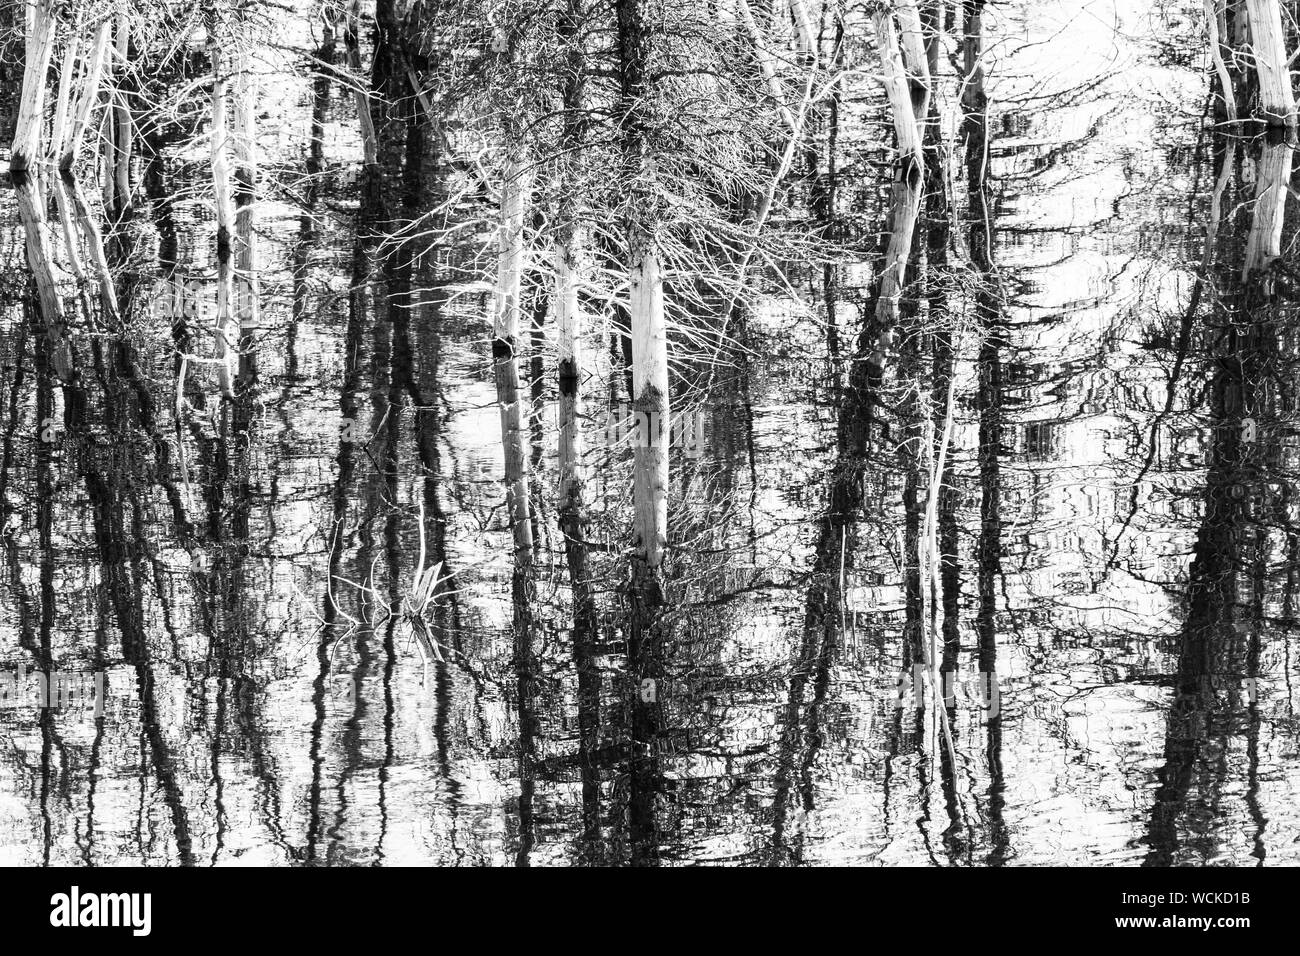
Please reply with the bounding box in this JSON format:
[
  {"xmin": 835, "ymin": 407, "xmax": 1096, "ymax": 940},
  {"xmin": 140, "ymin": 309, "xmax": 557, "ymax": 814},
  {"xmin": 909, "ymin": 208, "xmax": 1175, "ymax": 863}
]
[
  {"xmin": 616, "ymin": 0, "xmax": 668, "ymax": 865},
  {"xmin": 556, "ymin": 239, "xmax": 583, "ymax": 504},
  {"xmin": 964, "ymin": 0, "xmax": 1006, "ymax": 726},
  {"xmin": 234, "ymin": 55, "xmax": 259, "ymax": 387},
  {"xmin": 552, "ymin": 3, "xmax": 601, "ymax": 842},
  {"xmin": 207, "ymin": 10, "xmax": 237, "ymax": 397},
  {"xmin": 1243, "ymin": 0, "xmax": 1297, "ymax": 126},
  {"xmin": 62, "ymin": 20, "xmax": 110, "ymax": 170},
  {"xmin": 616, "ymin": 0, "xmax": 671, "ymax": 570},
  {"xmin": 629, "ymin": 246, "xmax": 669, "ymax": 567},
  {"xmin": 494, "ymin": 157, "xmax": 535, "ymax": 559},
  {"xmin": 100, "ymin": 19, "xmax": 115, "ymax": 214},
  {"xmin": 345, "ymin": 0, "xmax": 378, "ymax": 165},
  {"xmin": 555, "ymin": 0, "xmax": 587, "ymax": 515},
  {"xmin": 876, "ymin": 8, "xmax": 923, "ymax": 163},
  {"xmin": 738, "ymin": 0, "xmax": 796, "ymax": 132},
  {"xmin": 895, "ymin": 0, "xmax": 931, "ymax": 120},
  {"xmin": 1243, "ymin": 138, "xmax": 1293, "ymax": 274},
  {"xmin": 111, "ymin": 14, "xmax": 131, "ymax": 216},
  {"xmin": 50, "ymin": 37, "xmax": 86, "ymax": 288},
  {"xmin": 10, "ymin": 0, "xmax": 75, "ymax": 384},
  {"xmin": 1222, "ymin": 0, "xmax": 1259, "ymax": 120},
  {"xmin": 1205, "ymin": 0, "xmax": 1239, "ymax": 122},
  {"xmin": 790, "ymin": 0, "xmax": 817, "ymax": 55},
  {"xmin": 920, "ymin": 2, "xmax": 961, "ymax": 679},
  {"xmin": 58, "ymin": 21, "xmax": 118, "ymax": 326},
  {"xmin": 66, "ymin": 179, "xmax": 120, "ymax": 325},
  {"xmin": 871, "ymin": 8, "xmax": 925, "ymax": 339}
]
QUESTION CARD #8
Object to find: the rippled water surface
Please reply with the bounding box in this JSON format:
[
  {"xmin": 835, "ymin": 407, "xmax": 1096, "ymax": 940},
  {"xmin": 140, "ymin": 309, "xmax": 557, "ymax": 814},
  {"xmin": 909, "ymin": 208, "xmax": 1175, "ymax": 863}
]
[{"xmin": 1, "ymin": 0, "xmax": 1298, "ymax": 866}]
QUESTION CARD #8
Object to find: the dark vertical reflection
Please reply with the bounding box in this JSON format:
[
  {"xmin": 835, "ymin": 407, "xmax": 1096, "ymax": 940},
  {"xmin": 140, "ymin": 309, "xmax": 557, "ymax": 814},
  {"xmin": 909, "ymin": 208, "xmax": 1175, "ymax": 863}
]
[
  {"xmin": 68, "ymin": 352, "xmax": 196, "ymax": 865},
  {"xmin": 767, "ymin": 82, "xmax": 889, "ymax": 854},
  {"xmin": 897, "ymin": 299, "xmax": 926, "ymax": 686},
  {"xmin": 1143, "ymin": 128, "xmax": 1294, "ymax": 866},
  {"xmin": 964, "ymin": 0, "xmax": 1010, "ymax": 865},
  {"xmin": 624, "ymin": 538, "xmax": 665, "ymax": 865},
  {"xmin": 767, "ymin": 365, "xmax": 863, "ymax": 862},
  {"xmin": 289, "ymin": 8, "xmax": 338, "ymax": 380},
  {"xmin": 923, "ymin": 4, "xmax": 960, "ymax": 683},
  {"xmin": 808, "ymin": 17, "xmax": 845, "ymax": 362},
  {"xmin": 557, "ymin": 314, "xmax": 604, "ymax": 861},
  {"xmin": 35, "ymin": 328, "xmax": 58, "ymax": 865},
  {"xmin": 306, "ymin": 3, "xmax": 386, "ymax": 860},
  {"xmin": 2, "ymin": 0, "xmax": 1299, "ymax": 870}
]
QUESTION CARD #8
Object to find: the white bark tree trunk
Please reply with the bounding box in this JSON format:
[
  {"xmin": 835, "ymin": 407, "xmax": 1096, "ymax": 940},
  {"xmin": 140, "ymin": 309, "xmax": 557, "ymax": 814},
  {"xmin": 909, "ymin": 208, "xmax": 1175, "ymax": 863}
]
[
  {"xmin": 876, "ymin": 9, "xmax": 923, "ymax": 163},
  {"xmin": 111, "ymin": 14, "xmax": 131, "ymax": 211},
  {"xmin": 49, "ymin": 35, "xmax": 76, "ymax": 167},
  {"xmin": 54, "ymin": 22, "xmax": 119, "ymax": 326},
  {"xmin": 873, "ymin": 9, "xmax": 925, "ymax": 329},
  {"xmin": 790, "ymin": 0, "xmax": 817, "ymax": 57},
  {"xmin": 495, "ymin": 159, "xmax": 529, "ymax": 342},
  {"xmin": 51, "ymin": 38, "xmax": 86, "ymax": 286},
  {"xmin": 63, "ymin": 21, "xmax": 112, "ymax": 169},
  {"xmin": 347, "ymin": 0, "xmax": 378, "ymax": 165},
  {"xmin": 629, "ymin": 243, "xmax": 669, "ymax": 568},
  {"xmin": 1205, "ymin": 0, "xmax": 1239, "ymax": 122},
  {"xmin": 12, "ymin": 0, "xmax": 52, "ymax": 175},
  {"xmin": 10, "ymin": 0, "xmax": 75, "ymax": 384},
  {"xmin": 494, "ymin": 158, "xmax": 535, "ymax": 558},
  {"xmin": 738, "ymin": 0, "xmax": 796, "ymax": 133},
  {"xmin": 1243, "ymin": 140, "xmax": 1292, "ymax": 275},
  {"xmin": 895, "ymin": 0, "xmax": 931, "ymax": 121},
  {"xmin": 1244, "ymin": 0, "xmax": 1297, "ymax": 126}
]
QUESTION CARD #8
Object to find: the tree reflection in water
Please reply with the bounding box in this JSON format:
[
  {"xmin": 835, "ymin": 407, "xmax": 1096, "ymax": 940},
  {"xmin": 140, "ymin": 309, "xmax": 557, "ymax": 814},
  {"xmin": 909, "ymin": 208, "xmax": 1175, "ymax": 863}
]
[{"xmin": 0, "ymin": 0, "xmax": 1298, "ymax": 867}]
